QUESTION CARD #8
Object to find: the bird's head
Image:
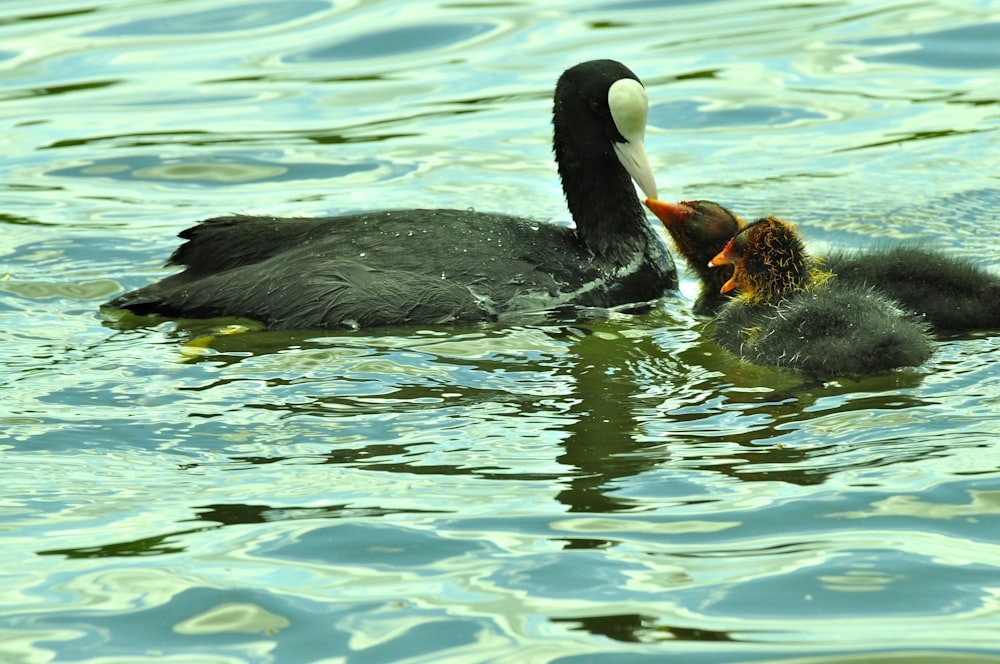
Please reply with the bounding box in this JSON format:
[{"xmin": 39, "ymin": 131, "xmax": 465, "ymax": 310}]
[{"xmin": 708, "ymin": 216, "xmax": 810, "ymax": 304}]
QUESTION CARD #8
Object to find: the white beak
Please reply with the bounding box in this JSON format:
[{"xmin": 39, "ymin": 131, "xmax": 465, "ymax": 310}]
[{"xmin": 608, "ymin": 78, "xmax": 657, "ymax": 200}]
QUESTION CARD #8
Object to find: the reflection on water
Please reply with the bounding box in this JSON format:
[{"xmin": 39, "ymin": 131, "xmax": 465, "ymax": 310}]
[
  {"xmin": 287, "ymin": 22, "xmax": 502, "ymax": 62},
  {"xmin": 854, "ymin": 21, "xmax": 1000, "ymax": 69},
  {"xmin": 84, "ymin": 1, "xmax": 330, "ymax": 37},
  {"xmin": 3, "ymin": 0, "xmax": 1000, "ymax": 662},
  {"xmin": 48, "ymin": 153, "xmax": 394, "ymax": 186}
]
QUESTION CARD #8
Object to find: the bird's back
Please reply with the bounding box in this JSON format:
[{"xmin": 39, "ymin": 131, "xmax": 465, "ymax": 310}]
[
  {"xmin": 713, "ymin": 281, "xmax": 933, "ymax": 376},
  {"xmin": 825, "ymin": 246, "xmax": 1000, "ymax": 331},
  {"xmin": 108, "ymin": 209, "xmax": 675, "ymax": 329}
]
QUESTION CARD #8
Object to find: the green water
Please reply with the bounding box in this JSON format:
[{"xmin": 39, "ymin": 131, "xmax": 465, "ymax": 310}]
[{"xmin": 3, "ymin": 0, "xmax": 1000, "ymax": 662}]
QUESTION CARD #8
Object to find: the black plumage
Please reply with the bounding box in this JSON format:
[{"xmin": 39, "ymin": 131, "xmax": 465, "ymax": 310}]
[
  {"xmin": 824, "ymin": 246, "xmax": 1000, "ymax": 331},
  {"xmin": 644, "ymin": 198, "xmax": 741, "ymax": 316},
  {"xmin": 709, "ymin": 216, "xmax": 933, "ymax": 376},
  {"xmin": 646, "ymin": 198, "xmax": 1000, "ymax": 331},
  {"xmin": 107, "ymin": 60, "xmax": 677, "ymax": 330}
]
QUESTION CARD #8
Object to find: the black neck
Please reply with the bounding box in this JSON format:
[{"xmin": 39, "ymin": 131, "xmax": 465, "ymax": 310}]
[{"xmin": 556, "ymin": 146, "xmax": 652, "ymax": 267}]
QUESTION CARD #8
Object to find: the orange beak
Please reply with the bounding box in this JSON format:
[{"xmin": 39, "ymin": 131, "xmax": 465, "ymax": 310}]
[
  {"xmin": 709, "ymin": 238, "xmax": 740, "ymax": 293},
  {"xmin": 709, "ymin": 238, "xmax": 736, "ymax": 267},
  {"xmin": 644, "ymin": 198, "xmax": 694, "ymax": 228},
  {"xmin": 719, "ymin": 273, "xmax": 739, "ymax": 294}
]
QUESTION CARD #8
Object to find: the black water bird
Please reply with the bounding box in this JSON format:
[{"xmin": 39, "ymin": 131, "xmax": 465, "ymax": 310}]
[
  {"xmin": 708, "ymin": 216, "xmax": 932, "ymax": 376},
  {"xmin": 646, "ymin": 198, "xmax": 1000, "ymax": 331},
  {"xmin": 644, "ymin": 198, "xmax": 741, "ymax": 316},
  {"xmin": 822, "ymin": 246, "xmax": 1000, "ymax": 332},
  {"xmin": 106, "ymin": 60, "xmax": 677, "ymax": 330}
]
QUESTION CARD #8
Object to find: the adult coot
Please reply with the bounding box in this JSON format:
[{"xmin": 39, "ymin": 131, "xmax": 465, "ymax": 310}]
[
  {"xmin": 106, "ymin": 60, "xmax": 678, "ymax": 330},
  {"xmin": 646, "ymin": 198, "xmax": 1000, "ymax": 331},
  {"xmin": 708, "ymin": 216, "xmax": 932, "ymax": 376}
]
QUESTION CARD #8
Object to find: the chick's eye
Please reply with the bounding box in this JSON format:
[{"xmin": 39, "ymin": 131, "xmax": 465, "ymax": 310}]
[{"xmin": 589, "ymin": 98, "xmax": 605, "ymax": 115}]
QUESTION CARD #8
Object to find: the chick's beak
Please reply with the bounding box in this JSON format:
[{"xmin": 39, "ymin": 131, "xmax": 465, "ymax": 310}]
[
  {"xmin": 719, "ymin": 272, "xmax": 739, "ymax": 294},
  {"xmin": 709, "ymin": 238, "xmax": 737, "ymax": 268},
  {"xmin": 644, "ymin": 199, "xmax": 694, "ymax": 228},
  {"xmin": 709, "ymin": 239, "xmax": 740, "ymax": 294}
]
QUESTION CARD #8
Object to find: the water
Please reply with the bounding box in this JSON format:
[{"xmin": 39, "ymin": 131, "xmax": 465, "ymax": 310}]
[{"xmin": 3, "ymin": 0, "xmax": 1000, "ymax": 662}]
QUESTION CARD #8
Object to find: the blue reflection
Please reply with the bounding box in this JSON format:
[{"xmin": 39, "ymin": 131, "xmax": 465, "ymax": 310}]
[
  {"xmin": 46, "ymin": 154, "xmax": 408, "ymax": 187},
  {"xmin": 87, "ymin": 1, "xmax": 329, "ymax": 37},
  {"xmin": 854, "ymin": 22, "xmax": 1000, "ymax": 69},
  {"xmin": 287, "ymin": 23, "xmax": 497, "ymax": 62},
  {"xmin": 268, "ymin": 523, "xmax": 498, "ymax": 569},
  {"xmin": 591, "ymin": 0, "xmax": 720, "ymax": 9},
  {"xmin": 649, "ymin": 99, "xmax": 825, "ymax": 130}
]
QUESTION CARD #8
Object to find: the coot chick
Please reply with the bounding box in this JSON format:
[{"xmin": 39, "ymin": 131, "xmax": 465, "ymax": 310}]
[
  {"xmin": 644, "ymin": 198, "xmax": 742, "ymax": 315},
  {"xmin": 823, "ymin": 247, "xmax": 1000, "ymax": 332},
  {"xmin": 106, "ymin": 60, "xmax": 677, "ymax": 330},
  {"xmin": 708, "ymin": 216, "xmax": 932, "ymax": 376},
  {"xmin": 646, "ymin": 198, "xmax": 1000, "ymax": 331}
]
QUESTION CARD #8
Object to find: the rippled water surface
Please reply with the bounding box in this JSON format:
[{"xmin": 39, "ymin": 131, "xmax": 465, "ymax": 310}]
[{"xmin": 3, "ymin": 0, "xmax": 1000, "ymax": 662}]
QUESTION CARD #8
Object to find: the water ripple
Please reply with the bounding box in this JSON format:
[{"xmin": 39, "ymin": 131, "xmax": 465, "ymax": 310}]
[
  {"xmin": 4, "ymin": 0, "xmax": 1000, "ymax": 662},
  {"xmin": 85, "ymin": 1, "xmax": 330, "ymax": 37},
  {"xmin": 286, "ymin": 22, "xmax": 502, "ymax": 62}
]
